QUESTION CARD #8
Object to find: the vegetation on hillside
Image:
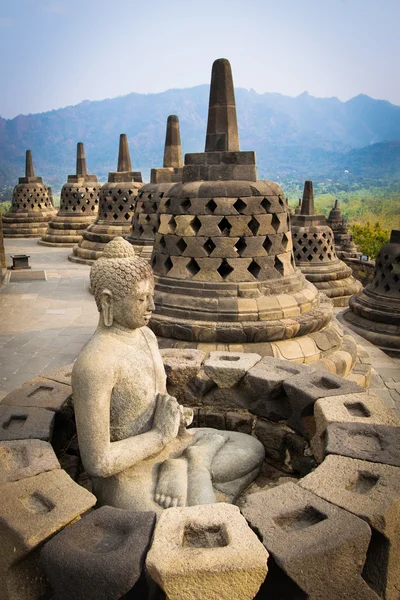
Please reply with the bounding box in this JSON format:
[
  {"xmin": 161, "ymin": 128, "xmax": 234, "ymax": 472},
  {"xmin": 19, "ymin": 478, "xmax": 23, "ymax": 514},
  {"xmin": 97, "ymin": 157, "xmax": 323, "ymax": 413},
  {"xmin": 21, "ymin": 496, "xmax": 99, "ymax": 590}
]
[{"xmin": 348, "ymin": 222, "xmax": 390, "ymax": 259}]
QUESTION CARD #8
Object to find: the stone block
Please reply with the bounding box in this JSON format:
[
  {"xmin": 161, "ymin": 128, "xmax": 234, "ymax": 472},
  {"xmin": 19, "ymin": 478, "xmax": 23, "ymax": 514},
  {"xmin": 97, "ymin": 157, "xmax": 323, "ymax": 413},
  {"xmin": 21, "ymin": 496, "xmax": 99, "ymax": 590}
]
[
  {"xmin": 41, "ymin": 506, "xmax": 156, "ymax": 600},
  {"xmin": 300, "ymin": 455, "xmax": 400, "ymax": 600},
  {"xmin": 0, "ymin": 469, "xmax": 96, "ymax": 599},
  {"xmin": 146, "ymin": 503, "xmax": 268, "ymax": 600},
  {"xmin": 0, "ymin": 406, "xmax": 55, "ymax": 442},
  {"xmin": 282, "ymin": 371, "xmax": 363, "ymax": 437},
  {"xmin": 311, "ymin": 392, "xmax": 400, "ymax": 462},
  {"xmin": 42, "ymin": 363, "xmax": 73, "ymax": 385},
  {"xmin": 1, "ymin": 377, "xmax": 72, "ymax": 413},
  {"xmin": 204, "ymin": 351, "xmax": 261, "ymax": 388},
  {"xmin": 161, "ymin": 348, "xmax": 205, "ymax": 399},
  {"xmin": 241, "ymin": 482, "xmax": 378, "ymax": 600},
  {"xmin": 0, "ymin": 440, "xmax": 60, "ymax": 484},
  {"xmin": 225, "ymin": 411, "xmax": 254, "ymax": 434},
  {"xmin": 243, "ymin": 357, "xmax": 313, "ymax": 421}
]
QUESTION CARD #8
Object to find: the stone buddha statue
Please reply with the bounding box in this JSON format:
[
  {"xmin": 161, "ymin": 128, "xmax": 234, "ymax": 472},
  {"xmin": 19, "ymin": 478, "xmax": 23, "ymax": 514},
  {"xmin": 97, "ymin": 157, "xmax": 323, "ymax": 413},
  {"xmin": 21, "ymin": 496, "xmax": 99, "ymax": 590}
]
[{"xmin": 72, "ymin": 237, "xmax": 264, "ymax": 513}]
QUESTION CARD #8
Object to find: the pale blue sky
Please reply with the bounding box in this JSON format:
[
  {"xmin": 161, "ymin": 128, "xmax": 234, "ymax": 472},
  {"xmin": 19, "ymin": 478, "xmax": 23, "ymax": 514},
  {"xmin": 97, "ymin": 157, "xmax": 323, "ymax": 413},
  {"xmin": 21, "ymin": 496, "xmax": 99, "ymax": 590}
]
[{"xmin": 0, "ymin": 0, "xmax": 399, "ymax": 118}]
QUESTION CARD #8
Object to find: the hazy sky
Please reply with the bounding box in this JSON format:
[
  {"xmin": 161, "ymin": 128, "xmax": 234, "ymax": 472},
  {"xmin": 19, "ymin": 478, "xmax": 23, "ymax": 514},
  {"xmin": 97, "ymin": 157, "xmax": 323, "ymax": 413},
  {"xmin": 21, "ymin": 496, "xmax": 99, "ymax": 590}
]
[{"xmin": 0, "ymin": 0, "xmax": 399, "ymax": 118}]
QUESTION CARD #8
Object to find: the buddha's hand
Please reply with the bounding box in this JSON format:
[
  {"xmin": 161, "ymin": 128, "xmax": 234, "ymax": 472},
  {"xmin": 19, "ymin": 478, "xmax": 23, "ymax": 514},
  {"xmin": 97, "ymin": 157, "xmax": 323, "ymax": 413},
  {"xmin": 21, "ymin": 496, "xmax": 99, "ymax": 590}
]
[
  {"xmin": 179, "ymin": 406, "xmax": 194, "ymax": 433},
  {"xmin": 153, "ymin": 393, "xmax": 181, "ymax": 445}
]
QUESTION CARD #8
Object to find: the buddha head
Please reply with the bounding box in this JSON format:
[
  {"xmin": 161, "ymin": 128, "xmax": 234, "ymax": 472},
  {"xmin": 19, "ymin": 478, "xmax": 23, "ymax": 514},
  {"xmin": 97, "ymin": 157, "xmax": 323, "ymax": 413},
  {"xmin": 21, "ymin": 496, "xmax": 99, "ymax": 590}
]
[{"xmin": 90, "ymin": 237, "xmax": 155, "ymax": 330}]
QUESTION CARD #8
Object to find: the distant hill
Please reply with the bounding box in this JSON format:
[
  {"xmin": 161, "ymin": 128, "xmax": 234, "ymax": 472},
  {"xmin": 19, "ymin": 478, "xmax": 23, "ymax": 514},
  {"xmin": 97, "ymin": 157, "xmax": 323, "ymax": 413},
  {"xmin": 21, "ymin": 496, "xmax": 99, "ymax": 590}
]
[{"xmin": 1, "ymin": 86, "xmax": 400, "ymax": 191}]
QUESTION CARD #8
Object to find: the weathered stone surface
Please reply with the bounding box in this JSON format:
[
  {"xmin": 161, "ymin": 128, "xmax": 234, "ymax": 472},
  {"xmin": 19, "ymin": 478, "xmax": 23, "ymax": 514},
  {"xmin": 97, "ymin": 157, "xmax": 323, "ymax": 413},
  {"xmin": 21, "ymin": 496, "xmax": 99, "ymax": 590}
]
[
  {"xmin": 282, "ymin": 371, "xmax": 363, "ymax": 436},
  {"xmin": 204, "ymin": 351, "xmax": 261, "ymax": 388},
  {"xmin": 0, "ymin": 440, "xmax": 60, "ymax": 484},
  {"xmin": 1, "ymin": 377, "xmax": 72, "ymax": 413},
  {"xmin": 0, "ymin": 469, "xmax": 96, "ymax": 599},
  {"xmin": 241, "ymin": 482, "xmax": 379, "ymax": 600},
  {"xmin": 0, "ymin": 406, "xmax": 55, "ymax": 441},
  {"xmin": 161, "ymin": 348, "xmax": 205, "ymax": 395},
  {"xmin": 146, "ymin": 503, "xmax": 268, "ymax": 600},
  {"xmin": 311, "ymin": 391, "xmax": 400, "ymax": 462},
  {"xmin": 41, "ymin": 506, "xmax": 156, "ymax": 600},
  {"xmin": 300, "ymin": 455, "xmax": 400, "ymax": 600}
]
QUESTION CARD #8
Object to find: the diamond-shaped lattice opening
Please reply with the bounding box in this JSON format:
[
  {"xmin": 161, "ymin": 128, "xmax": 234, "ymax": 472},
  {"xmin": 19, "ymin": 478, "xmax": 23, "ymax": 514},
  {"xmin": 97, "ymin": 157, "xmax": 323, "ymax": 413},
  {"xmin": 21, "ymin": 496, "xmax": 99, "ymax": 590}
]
[
  {"xmin": 307, "ymin": 254, "xmax": 314, "ymax": 261},
  {"xmin": 169, "ymin": 216, "xmax": 177, "ymax": 233},
  {"xmin": 145, "ymin": 215, "xmax": 151, "ymax": 223},
  {"xmin": 190, "ymin": 216, "xmax": 201, "ymax": 234},
  {"xmin": 181, "ymin": 198, "xmax": 191, "ymax": 211},
  {"xmin": 72, "ymin": 206, "xmax": 76, "ymax": 212},
  {"xmin": 327, "ymin": 253, "xmax": 332, "ymax": 260},
  {"xmin": 118, "ymin": 204, "xmax": 124, "ymax": 212},
  {"xmin": 248, "ymin": 260, "xmax": 261, "ymax": 278},
  {"xmin": 235, "ymin": 237, "xmax": 247, "ymax": 256},
  {"xmin": 319, "ymin": 254, "xmax": 324, "ymax": 261},
  {"xmin": 293, "ymin": 232, "xmax": 298, "ymax": 239},
  {"xmin": 124, "ymin": 213, "xmax": 130, "ymax": 220},
  {"xmin": 302, "ymin": 246, "xmax": 308, "ymax": 253},
  {"xmin": 384, "ymin": 254, "xmax": 389, "ymax": 261},
  {"xmin": 164, "ymin": 256, "xmax": 173, "ymax": 273},
  {"xmin": 272, "ymin": 214, "xmax": 281, "ymax": 233},
  {"xmin": 387, "ymin": 264, "xmax": 393, "ymax": 272},
  {"xmin": 159, "ymin": 235, "xmax": 166, "ymax": 250},
  {"xmin": 233, "ymin": 198, "xmax": 246, "ymax": 213},
  {"xmin": 261, "ymin": 197, "xmax": 272, "ymax": 212},
  {"xmin": 176, "ymin": 238, "xmax": 188, "ymax": 254},
  {"xmin": 113, "ymin": 213, "xmax": 119, "ymax": 220},
  {"xmin": 159, "ymin": 192, "xmax": 164, "ymax": 199},
  {"xmin": 263, "ymin": 237, "xmax": 273, "ymax": 254},
  {"xmin": 282, "ymin": 233, "xmax": 289, "ymax": 251},
  {"xmin": 274, "ymin": 256, "xmax": 285, "ymax": 275},
  {"xmin": 393, "ymin": 274, "xmax": 399, "ymax": 283},
  {"xmin": 322, "ymin": 232, "xmax": 327, "ymax": 239},
  {"xmin": 384, "ymin": 284, "xmax": 390, "ymax": 293},
  {"xmin": 206, "ymin": 199, "xmax": 217, "ymax": 213},
  {"xmin": 303, "ymin": 233, "xmax": 308, "ymax": 238},
  {"xmin": 117, "ymin": 189, "xmax": 122, "ymax": 195},
  {"xmin": 248, "ymin": 217, "xmax": 259, "ymax": 235},
  {"xmin": 203, "ymin": 238, "xmax": 216, "ymax": 255},
  {"xmin": 317, "ymin": 239, "xmax": 323, "ymax": 245},
  {"xmin": 308, "ymin": 239, "xmax": 313, "ymax": 246},
  {"xmin": 217, "ymin": 259, "xmax": 234, "ymax": 279},
  {"xmin": 164, "ymin": 198, "xmax": 171, "ymax": 210},
  {"xmin": 278, "ymin": 196, "xmax": 285, "ymax": 207},
  {"xmin": 187, "ymin": 258, "xmax": 200, "ymax": 277},
  {"xmin": 218, "ymin": 217, "xmax": 232, "ymax": 235},
  {"xmin": 151, "ymin": 202, "xmax": 158, "ymax": 212}
]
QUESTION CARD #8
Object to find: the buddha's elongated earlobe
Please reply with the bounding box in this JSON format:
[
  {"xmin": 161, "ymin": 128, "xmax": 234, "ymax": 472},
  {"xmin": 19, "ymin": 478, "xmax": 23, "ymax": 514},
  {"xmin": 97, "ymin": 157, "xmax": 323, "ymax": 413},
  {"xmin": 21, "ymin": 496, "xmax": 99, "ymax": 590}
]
[{"xmin": 100, "ymin": 290, "xmax": 113, "ymax": 327}]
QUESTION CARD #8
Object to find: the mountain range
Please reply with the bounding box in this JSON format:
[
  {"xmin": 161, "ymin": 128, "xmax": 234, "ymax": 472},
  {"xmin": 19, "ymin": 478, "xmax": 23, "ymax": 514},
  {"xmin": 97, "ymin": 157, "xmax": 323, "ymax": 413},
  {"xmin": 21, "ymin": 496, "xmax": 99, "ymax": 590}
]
[{"xmin": 1, "ymin": 86, "xmax": 400, "ymax": 192}]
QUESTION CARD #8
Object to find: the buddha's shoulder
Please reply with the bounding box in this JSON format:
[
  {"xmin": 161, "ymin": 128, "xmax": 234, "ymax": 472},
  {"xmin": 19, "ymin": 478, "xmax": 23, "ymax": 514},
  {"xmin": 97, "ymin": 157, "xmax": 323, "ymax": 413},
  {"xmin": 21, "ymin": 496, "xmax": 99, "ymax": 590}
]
[{"xmin": 72, "ymin": 332, "xmax": 121, "ymax": 376}]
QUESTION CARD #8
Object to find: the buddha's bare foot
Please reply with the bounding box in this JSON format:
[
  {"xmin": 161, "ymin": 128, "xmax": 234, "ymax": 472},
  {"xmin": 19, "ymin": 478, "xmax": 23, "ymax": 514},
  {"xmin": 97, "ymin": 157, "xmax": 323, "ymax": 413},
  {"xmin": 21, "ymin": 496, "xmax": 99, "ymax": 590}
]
[{"xmin": 155, "ymin": 458, "xmax": 188, "ymax": 508}]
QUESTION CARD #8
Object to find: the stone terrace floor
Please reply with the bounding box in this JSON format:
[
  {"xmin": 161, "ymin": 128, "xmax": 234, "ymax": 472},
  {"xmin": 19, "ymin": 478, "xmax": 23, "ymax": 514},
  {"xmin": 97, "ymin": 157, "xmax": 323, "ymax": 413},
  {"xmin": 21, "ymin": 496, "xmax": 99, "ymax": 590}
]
[{"xmin": 0, "ymin": 239, "xmax": 399, "ymax": 418}]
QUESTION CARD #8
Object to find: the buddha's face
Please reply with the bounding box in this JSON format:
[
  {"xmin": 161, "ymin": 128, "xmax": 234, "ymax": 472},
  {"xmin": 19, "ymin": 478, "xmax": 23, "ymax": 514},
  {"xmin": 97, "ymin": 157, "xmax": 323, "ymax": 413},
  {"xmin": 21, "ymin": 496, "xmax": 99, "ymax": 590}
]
[{"xmin": 111, "ymin": 278, "xmax": 155, "ymax": 330}]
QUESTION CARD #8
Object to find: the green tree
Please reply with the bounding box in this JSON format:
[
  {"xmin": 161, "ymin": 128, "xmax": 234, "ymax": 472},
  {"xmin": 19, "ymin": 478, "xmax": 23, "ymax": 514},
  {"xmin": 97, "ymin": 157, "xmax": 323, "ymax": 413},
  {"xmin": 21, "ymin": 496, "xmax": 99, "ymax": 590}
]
[{"xmin": 349, "ymin": 221, "xmax": 390, "ymax": 259}]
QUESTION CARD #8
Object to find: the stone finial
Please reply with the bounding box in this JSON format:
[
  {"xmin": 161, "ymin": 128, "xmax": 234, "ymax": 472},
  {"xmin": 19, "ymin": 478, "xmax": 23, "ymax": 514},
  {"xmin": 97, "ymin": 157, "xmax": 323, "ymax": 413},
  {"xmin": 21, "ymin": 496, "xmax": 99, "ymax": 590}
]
[
  {"xmin": 301, "ymin": 181, "xmax": 315, "ymax": 216},
  {"xmin": 117, "ymin": 134, "xmax": 133, "ymax": 173},
  {"xmin": 205, "ymin": 58, "xmax": 240, "ymax": 152},
  {"xmin": 334, "ymin": 199, "xmax": 339, "ymax": 209},
  {"xmin": 163, "ymin": 115, "xmax": 183, "ymax": 169},
  {"xmin": 76, "ymin": 142, "xmax": 88, "ymax": 176},
  {"xmin": 25, "ymin": 150, "xmax": 35, "ymax": 178}
]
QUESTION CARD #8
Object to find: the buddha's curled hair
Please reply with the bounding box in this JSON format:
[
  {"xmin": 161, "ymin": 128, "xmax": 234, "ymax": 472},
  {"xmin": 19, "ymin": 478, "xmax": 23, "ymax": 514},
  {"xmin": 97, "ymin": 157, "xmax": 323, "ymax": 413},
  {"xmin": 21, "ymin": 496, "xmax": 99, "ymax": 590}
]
[{"xmin": 90, "ymin": 237, "xmax": 154, "ymax": 310}]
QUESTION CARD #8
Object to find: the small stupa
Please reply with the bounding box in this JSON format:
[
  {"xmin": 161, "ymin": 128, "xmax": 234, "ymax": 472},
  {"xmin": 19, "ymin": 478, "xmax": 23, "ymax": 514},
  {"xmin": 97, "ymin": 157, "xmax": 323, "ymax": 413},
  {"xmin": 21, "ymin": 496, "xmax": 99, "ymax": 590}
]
[
  {"xmin": 291, "ymin": 182, "xmax": 361, "ymax": 306},
  {"xmin": 327, "ymin": 199, "xmax": 361, "ymax": 259},
  {"xmin": 294, "ymin": 198, "xmax": 302, "ymax": 215},
  {"xmin": 149, "ymin": 58, "xmax": 361, "ymax": 376},
  {"xmin": 344, "ymin": 230, "xmax": 400, "ymax": 353},
  {"xmin": 126, "ymin": 115, "xmax": 183, "ymax": 260},
  {"xmin": 2, "ymin": 151, "xmax": 56, "ymax": 238},
  {"xmin": 39, "ymin": 143, "xmax": 100, "ymax": 247},
  {"xmin": 69, "ymin": 134, "xmax": 143, "ymax": 264}
]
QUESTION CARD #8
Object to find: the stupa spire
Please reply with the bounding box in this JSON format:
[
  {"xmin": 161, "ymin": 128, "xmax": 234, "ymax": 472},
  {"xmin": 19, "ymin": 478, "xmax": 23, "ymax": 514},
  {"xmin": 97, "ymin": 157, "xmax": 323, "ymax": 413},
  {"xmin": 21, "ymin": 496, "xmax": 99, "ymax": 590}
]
[
  {"xmin": 301, "ymin": 180, "xmax": 315, "ymax": 215},
  {"xmin": 205, "ymin": 58, "xmax": 240, "ymax": 152},
  {"xmin": 25, "ymin": 150, "xmax": 35, "ymax": 178},
  {"xmin": 163, "ymin": 115, "xmax": 183, "ymax": 168},
  {"xmin": 117, "ymin": 134, "xmax": 132, "ymax": 172},
  {"xmin": 76, "ymin": 142, "xmax": 88, "ymax": 176}
]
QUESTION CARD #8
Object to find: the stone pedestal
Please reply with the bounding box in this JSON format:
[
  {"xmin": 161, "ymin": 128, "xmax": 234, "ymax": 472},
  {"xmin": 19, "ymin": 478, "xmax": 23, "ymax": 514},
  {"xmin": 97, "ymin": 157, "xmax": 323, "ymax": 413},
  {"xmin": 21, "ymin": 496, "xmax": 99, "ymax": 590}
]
[
  {"xmin": 344, "ymin": 230, "xmax": 400, "ymax": 353},
  {"xmin": 149, "ymin": 59, "xmax": 361, "ymax": 378},
  {"xmin": 69, "ymin": 134, "xmax": 142, "ymax": 264},
  {"xmin": 39, "ymin": 143, "xmax": 100, "ymax": 247},
  {"xmin": 126, "ymin": 115, "xmax": 183, "ymax": 261},
  {"xmin": 327, "ymin": 200, "xmax": 361, "ymax": 259},
  {"xmin": 291, "ymin": 182, "xmax": 361, "ymax": 307},
  {"xmin": 2, "ymin": 151, "xmax": 56, "ymax": 238}
]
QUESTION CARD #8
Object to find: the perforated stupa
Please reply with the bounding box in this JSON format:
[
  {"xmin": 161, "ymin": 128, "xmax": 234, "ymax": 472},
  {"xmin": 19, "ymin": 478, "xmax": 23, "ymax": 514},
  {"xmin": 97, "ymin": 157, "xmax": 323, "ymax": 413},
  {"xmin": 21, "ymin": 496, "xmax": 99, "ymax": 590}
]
[
  {"xmin": 344, "ymin": 229, "xmax": 400, "ymax": 353},
  {"xmin": 2, "ymin": 150, "xmax": 56, "ymax": 238},
  {"xmin": 126, "ymin": 115, "xmax": 183, "ymax": 260},
  {"xmin": 39, "ymin": 143, "xmax": 100, "ymax": 247},
  {"xmin": 327, "ymin": 199, "xmax": 361, "ymax": 260},
  {"xmin": 149, "ymin": 59, "xmax": 362, "ymax": 376},
  {"xmin": 291, "ymin": 181, "xmax": 362, "ymax": 307},
  {"xmin": 69, "ymin": 134, "xmax": 142, "ymax": 264}
]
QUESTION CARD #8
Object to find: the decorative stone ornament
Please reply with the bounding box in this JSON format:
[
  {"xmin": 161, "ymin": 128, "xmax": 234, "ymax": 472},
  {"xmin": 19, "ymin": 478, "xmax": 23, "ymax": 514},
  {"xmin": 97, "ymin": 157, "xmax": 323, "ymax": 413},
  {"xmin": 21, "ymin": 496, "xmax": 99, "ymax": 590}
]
[
  {"xmin": 291, "ymin": 181, "xmax": 362, "ymax": 306},
  {"xmin": 344, "ymin": 230, "xmax": 400, "ymax": 353},
  {"xmin": 2, "ymin": 150, "xmax": 56, "ymax": 238},
  {"xmin": 39, "ymin": 143, "xmax": 100, "ymax": 247},
  {"xmin": 69, "ymin": 134, "xmax": 143, "ymax": 264},
  {"xmin": 126, "ymin": 115, "xmax": 183, "ymax": 260}
]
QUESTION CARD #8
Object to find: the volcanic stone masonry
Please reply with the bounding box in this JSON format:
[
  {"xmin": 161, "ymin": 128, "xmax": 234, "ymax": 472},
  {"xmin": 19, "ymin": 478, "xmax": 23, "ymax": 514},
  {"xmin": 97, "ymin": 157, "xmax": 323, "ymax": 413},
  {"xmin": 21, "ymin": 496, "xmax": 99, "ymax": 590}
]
[
  {"xmin": 2, "ymin": 150, "xmax": 56, "ymax": 238},
  {"xmin": 39, "ymin": 143, "xmax": 100, "ymax": 247},
  {"xmin": 148, "ymin": 58, "xmax": 364, "ymax": 378},
  {"xmin": 344, "ymin": 229, "xmax": 400, "ymax": 353},
  {"xmin": 69, "ymin": 134, "xmax": 142, "ymax": 264},
  {"xmin": 327, "ymin": 199, "xmax": 361, "ymax": 260},
  {"xmin": 126, "ymin": 115, "xmax": 183, "ymax": 260},
  {"xmin": 291, "ymin": 181, "xmax": 362, "ymax": 307}
]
